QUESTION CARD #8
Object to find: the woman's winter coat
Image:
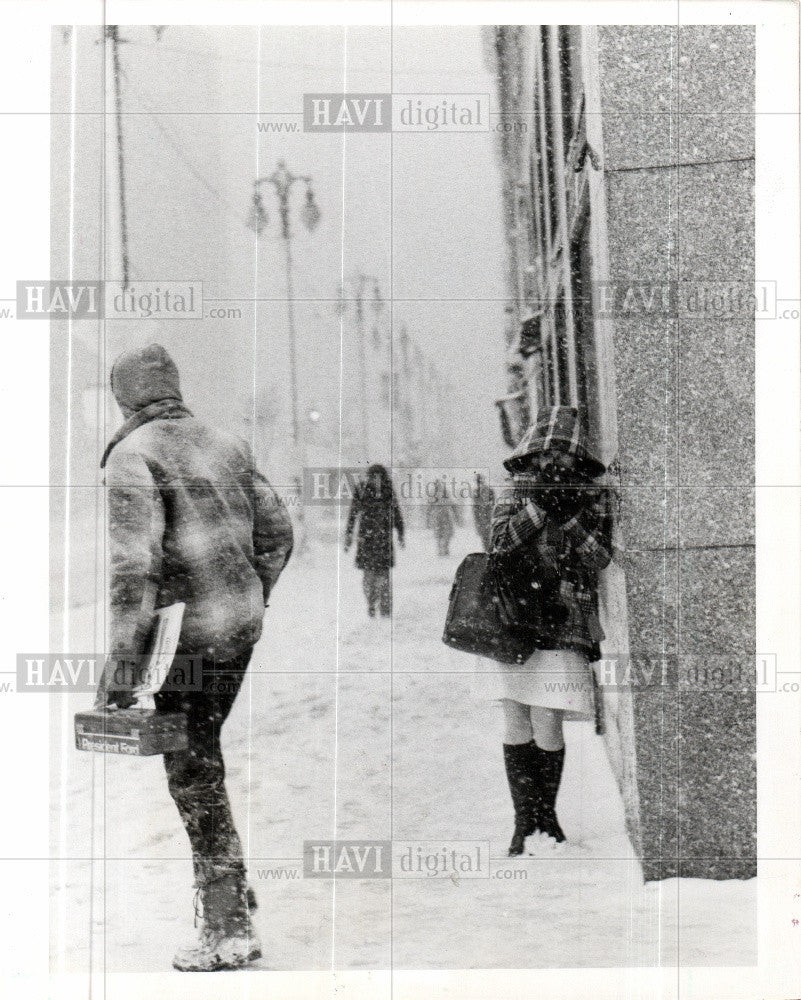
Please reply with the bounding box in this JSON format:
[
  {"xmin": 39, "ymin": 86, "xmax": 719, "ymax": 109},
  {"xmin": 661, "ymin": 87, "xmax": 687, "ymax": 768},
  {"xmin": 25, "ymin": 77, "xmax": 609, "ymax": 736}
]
[
  {"xmin": 425, "ymin": 484, "xmax": 461, "ymax": 539},
  {"xmin": 345, "ymin": 469, "xmax": 404, "ymax": 572},
  {"xmin": 491, "ymin": 406, "xmax": 615, "ymax": 661}
]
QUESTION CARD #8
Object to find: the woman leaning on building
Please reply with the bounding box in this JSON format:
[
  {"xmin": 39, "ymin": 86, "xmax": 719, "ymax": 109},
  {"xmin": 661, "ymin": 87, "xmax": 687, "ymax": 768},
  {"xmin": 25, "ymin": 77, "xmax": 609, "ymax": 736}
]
[{"xmin": 488, "ymin": 405, "xmax": 615, "ymax": 855}]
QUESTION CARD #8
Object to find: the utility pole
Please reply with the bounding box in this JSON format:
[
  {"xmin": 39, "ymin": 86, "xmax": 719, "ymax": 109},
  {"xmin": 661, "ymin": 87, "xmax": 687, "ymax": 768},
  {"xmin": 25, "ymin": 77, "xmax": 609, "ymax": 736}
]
[
  {"xmin": 339, "ymin": 273, "xmax": 384, "ymax": 463},
  {"xmin": 282, "ymin": 213, "xmax": 300, "ymax": 447},
  {"xmin": 106, "ymin": 27, "xmax": 130, "ymax": 291},
  {"xmin": 93, "ymin": 26, "xmax": 130, "ymax": 289},
  {"xmin": 354, "ymin": 279, "xmax": 369, "ymax": 459}
]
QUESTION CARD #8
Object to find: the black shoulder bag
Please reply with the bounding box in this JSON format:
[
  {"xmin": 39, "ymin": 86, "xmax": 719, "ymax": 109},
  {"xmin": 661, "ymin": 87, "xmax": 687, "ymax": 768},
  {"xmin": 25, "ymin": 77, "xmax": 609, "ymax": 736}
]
[{"xmin": 442, "ymin": 551, "xmax": 567, "ymax": 664}]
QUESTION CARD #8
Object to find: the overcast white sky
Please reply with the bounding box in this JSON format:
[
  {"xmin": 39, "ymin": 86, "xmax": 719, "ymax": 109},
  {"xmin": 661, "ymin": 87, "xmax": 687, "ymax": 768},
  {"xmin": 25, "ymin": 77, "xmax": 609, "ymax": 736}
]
[{"xmin": 52, "ymin": 24, "xmax": 508, "ymax": 477}]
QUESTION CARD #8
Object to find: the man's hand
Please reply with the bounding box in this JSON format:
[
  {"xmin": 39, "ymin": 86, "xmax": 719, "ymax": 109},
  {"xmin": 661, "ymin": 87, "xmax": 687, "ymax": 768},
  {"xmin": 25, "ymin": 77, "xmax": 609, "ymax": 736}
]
[
  {"xmin": 93, "ymin": 655, "xmax": 139, "ymax": 710},
  {"xmin": 94, "ymin": 685, "xmax": 136, "ymax": 711}
]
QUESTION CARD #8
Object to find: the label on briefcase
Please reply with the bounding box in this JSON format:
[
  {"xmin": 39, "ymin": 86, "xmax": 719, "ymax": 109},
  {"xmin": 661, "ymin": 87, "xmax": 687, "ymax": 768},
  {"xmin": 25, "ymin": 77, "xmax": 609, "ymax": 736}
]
[{"xmin": 74, "ymin": 709, "xmax": 188, "ymax": 756}]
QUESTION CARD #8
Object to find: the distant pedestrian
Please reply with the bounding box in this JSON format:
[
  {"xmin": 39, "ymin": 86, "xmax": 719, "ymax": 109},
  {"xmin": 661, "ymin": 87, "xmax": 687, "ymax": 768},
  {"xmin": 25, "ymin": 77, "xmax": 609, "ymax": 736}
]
[
  {"xmin": 426, "ymin": 480, "xmax": 461, "ymax": 556},
  {"xmin": 345, "ymin": 464, "xmax": 404, "ymax": 617},
  {"xmin": 96, "ymin": 344, "xmax": 293, "ymax": 971},
  {"xmin": 487, "ymin": 406, "xmax": 614, "ymax": 855},
  {"xmin": 472, "ymin": 472, "xmax": 495, "ymax": 552}
]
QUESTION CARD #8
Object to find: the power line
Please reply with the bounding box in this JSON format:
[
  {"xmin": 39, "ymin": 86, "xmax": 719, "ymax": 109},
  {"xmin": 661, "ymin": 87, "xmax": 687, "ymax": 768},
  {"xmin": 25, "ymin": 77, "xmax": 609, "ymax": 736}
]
[
  {"xmin": 119, "ymin": 34, "xmax": 495, "ymax": 83},
  {"xmin": 122, "ymin": 76, "xmax": 252, "ymax": 227}
]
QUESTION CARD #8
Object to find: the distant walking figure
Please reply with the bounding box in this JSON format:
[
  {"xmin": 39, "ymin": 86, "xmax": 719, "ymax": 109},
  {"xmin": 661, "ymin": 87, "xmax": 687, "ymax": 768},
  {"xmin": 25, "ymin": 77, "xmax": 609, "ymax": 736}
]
[
  {"xmin": 426, "ymin": 480, "xmax": 461, "ymax": 556},
  {"xmin": 472, "ymin": 472, "xmax": 496, "ymax": 552},
  {"xmin": 345, "ymin": 464, "xmax": 404, "ymax": 617}
]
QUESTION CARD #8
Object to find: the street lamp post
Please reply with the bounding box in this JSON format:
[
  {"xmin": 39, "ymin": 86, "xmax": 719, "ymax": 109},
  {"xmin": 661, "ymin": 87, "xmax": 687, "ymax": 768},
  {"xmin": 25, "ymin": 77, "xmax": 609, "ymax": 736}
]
[
  {"xmin": 338, "ymin": 273, "xmax": 384, "ymax": 462},
  {"xmin": 248, "ymin": 160, "xmax": 321, "ymax": 449}
]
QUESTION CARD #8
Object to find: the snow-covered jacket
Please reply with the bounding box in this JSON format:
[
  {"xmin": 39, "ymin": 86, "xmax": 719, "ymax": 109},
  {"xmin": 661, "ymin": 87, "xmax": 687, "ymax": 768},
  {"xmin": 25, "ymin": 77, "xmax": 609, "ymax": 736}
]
[
  {"xmin": 104, "ymin": 344, "xmax": 293, "ymax": 661},
  {"xmin": 491, "ymin": 406, "xmax": 614, "ymax": 661},
  {"xmin": 345, "ymin": 467, "xmax": 404, "ymax": 572}
]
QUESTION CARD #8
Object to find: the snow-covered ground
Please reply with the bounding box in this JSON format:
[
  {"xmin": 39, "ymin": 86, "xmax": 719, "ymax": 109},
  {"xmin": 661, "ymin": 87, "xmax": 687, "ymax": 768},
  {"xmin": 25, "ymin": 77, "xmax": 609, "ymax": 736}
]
[{"xmin": 49, "ymin": 525, "xmax": 756, "ymax": 972}]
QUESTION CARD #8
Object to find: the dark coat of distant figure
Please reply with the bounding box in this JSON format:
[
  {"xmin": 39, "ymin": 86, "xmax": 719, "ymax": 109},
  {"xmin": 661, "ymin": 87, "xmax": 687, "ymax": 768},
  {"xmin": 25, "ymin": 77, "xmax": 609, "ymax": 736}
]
[
  {"xmin": 425, "ymin": 480, "xmax": 461, "ymax": 556},
  {"xmin": 472, "ymin": 473, "xmax": 495, "ymax": 552},
  {"xmin": 345, "ymin": 465, "xmax": 404, "ymax": 571}
]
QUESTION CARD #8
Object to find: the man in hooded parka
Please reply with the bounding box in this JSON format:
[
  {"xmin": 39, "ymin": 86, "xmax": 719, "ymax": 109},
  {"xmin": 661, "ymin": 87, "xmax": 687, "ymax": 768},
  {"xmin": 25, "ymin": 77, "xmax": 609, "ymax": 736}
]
[{"xmin": 97, "ymin": 343, "xmax": 293, "ymax": 971}]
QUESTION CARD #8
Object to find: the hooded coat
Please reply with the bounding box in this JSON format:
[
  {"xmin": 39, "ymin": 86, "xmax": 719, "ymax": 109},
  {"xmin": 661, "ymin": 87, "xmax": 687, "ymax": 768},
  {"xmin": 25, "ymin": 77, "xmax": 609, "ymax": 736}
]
[
  {"xmin": 472, "ymin": 474, "xmax": 495, "ymax": 552},
  {"xmin": 503, "ymin": 404, "xmax": 606, "ymax": 478},
  {"xmin": 345, "ymin": 465, "xmax": 404, "ymax": 572},
  {"xmin": 104, "ymin": 344, "xmax": 293, "ymax": 661},
  {"xmin": 491, "ymin": 406, "xmax": 614, "ymax": 661},
  {"xmin": 424, "ymin": 481, "xmax": 462, "ymax": 539}
]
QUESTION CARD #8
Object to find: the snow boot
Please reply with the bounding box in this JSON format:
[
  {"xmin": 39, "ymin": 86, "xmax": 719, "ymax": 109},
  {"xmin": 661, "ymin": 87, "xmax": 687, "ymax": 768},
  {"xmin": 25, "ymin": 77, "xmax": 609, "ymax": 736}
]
[
  {"xmin": 503, "ymin": 741, "xmax": 542, "ymax": 856},
  {"xmin": 172, "ymin": 873, "xmax": 261, "ymax": 972},
  {"xmin": 533, "ymin": 744, "xmax": 566, "ymax": 844}
]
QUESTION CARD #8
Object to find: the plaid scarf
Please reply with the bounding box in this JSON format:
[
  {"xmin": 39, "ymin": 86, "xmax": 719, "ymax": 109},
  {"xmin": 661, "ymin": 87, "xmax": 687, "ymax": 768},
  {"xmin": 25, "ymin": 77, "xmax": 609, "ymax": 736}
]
[{"xmin": 490, "ymin": 472, "xmax": 614, "ymax": 659}]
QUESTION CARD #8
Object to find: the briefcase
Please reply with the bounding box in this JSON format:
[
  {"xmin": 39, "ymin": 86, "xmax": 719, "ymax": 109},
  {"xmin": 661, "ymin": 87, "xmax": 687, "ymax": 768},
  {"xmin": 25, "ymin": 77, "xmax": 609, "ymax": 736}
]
[
  {"xmin": 75, "ymin": 602, "xmax": 189, "ymax": 756},
  {"xmin": 442, "ymin": 552, "xmax": 538, "ymax": 664},
  {"xmin": 74, "ymin": 708, "xmax": 188, "ymax": 756}
]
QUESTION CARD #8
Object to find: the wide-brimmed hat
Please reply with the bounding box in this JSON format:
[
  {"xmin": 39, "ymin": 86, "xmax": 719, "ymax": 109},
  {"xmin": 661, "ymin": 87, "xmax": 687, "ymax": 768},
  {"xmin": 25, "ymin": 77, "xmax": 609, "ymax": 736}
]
[{"xmin": 503, "ymin": 405, "xmax": 606, "ymax": 478}]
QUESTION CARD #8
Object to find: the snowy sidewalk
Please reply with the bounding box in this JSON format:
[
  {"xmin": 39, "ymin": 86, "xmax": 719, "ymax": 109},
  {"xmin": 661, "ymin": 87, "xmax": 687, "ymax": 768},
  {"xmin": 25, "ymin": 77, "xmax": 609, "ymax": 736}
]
[{"xmin": 50, "ymin": 526, "xmax": 755, "ymax": 971}]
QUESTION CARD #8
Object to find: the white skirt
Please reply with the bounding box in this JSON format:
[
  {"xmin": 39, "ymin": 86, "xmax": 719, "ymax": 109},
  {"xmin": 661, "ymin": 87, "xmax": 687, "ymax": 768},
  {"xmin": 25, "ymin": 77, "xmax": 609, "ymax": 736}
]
[{"xmin": 474, "ymin": 648, "xmax": 595, "ymax": 720}]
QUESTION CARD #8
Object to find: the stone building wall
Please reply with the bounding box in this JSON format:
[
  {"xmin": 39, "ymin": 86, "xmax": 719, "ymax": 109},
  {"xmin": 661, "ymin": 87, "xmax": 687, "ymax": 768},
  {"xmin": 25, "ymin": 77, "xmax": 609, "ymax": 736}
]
[{"xmin": 597, "ymin": 25, "xmax": 756, "ymax": 878}]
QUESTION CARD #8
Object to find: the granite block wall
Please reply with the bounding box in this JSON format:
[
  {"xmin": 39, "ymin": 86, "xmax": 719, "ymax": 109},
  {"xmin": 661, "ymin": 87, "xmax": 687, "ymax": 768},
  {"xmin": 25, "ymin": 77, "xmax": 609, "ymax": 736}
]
[{"xmin": 597, "ymin": 25, "xmax": 756, "ymax": 879}]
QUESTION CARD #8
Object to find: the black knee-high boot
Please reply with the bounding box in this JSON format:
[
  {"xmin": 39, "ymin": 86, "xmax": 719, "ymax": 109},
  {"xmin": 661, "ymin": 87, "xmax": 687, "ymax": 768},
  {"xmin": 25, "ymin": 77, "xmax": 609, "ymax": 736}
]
[
  {"xmin": 503, "ymin": 741, "xmax": 542, "ymax": 856},
  {"xmin": 534, "ymin": 744, "xmax": 566, "ymax": 843}
]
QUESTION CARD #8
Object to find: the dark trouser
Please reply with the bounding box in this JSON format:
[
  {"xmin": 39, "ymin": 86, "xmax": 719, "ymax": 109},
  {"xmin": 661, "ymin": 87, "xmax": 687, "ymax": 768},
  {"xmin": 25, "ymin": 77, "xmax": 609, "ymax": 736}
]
[
  {"xmin": 155, "ymin": 647, "xmax": 252, "ymax": 887},
  {"xmin": 362, "ymin": 568, "xmax": 391, "ymax": 616}
]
